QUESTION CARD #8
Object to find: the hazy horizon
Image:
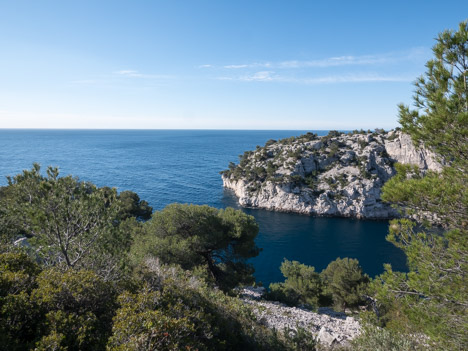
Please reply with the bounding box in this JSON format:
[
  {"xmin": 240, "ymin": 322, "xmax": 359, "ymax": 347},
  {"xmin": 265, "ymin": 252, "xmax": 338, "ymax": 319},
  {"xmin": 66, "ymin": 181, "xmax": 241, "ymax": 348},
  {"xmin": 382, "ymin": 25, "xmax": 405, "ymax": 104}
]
[{"xmin": 0, "ymin": 128, "xmax": 354, "ymax": 131}]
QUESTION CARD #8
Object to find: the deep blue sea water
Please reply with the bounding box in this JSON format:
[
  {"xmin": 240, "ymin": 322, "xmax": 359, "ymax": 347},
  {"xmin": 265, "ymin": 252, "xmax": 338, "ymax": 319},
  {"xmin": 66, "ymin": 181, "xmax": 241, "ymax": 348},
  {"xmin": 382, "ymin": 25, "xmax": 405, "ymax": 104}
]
[{"xmin": 0, "ymin": 129, "xmax": 407, "ymax": 285}]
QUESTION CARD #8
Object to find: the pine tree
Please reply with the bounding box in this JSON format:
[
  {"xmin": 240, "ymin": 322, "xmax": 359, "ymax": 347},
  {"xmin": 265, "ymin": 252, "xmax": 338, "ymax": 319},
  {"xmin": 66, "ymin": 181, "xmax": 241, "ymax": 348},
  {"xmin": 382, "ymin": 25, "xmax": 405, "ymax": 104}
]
[
  {"xmin": 130, "ymin": 203, "xmax": 260, "ymax": 291},
  {"xmin": 376, "ymin": 20, "xmax": 468, "ymax": 350}
]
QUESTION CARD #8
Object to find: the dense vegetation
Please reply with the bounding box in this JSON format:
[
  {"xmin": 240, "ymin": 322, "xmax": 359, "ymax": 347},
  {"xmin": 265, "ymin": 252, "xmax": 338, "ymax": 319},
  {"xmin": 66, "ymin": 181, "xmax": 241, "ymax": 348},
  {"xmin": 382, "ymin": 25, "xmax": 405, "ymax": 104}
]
[
  {"xmin": 267, "ymin": 258, "xmax": 369, "ymax": 311},
  {"xmin": 0, "ymin": 165, "xmax": 289, "ymax": 350},
  {"xmin": 0, "ymin": 165, "xmax": 381, "ymax": 351}
]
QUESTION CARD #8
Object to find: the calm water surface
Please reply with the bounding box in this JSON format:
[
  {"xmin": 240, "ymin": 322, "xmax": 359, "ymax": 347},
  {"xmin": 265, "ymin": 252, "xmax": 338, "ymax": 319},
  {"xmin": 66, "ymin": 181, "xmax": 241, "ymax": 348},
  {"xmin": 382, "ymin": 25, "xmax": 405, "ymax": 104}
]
[{"xmin": 0, "ymin": 129, "xmax": 407, "ymax": 285}]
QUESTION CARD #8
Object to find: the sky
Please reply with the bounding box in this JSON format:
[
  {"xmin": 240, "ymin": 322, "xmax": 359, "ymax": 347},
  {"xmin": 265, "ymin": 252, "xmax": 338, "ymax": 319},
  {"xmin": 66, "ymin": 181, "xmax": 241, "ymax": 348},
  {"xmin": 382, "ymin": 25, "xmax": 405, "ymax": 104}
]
[{"xmin": 0, "ymin": 1, "xmax": 467, "ymax": 130}]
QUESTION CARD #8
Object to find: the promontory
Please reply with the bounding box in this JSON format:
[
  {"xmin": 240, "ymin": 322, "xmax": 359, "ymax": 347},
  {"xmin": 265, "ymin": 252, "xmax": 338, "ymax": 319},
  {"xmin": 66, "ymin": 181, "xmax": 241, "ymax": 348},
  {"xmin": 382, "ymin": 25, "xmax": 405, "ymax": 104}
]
[{"xmin": 221, "ymin": 130, "xmax": 440, "ymax": 219}]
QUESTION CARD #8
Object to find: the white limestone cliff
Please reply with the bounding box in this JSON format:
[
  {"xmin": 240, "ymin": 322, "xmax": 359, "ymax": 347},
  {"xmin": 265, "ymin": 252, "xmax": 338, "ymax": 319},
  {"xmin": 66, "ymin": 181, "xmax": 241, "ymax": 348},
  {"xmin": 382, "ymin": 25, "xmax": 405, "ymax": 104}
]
[{"xmin": 222, "ymin": 130, "xmax": 441, "ymax": 219}]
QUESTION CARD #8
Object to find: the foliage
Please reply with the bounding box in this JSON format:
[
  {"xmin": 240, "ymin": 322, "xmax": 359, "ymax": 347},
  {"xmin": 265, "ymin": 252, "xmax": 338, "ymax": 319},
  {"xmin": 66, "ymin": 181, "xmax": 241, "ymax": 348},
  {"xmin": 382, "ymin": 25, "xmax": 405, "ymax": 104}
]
[
  {"xmin": 131, "ymin": 204, "xmax": 260, "ymax": 291},
  {"xmin": 321, "ymin": 258, "xmax": 369, "ymax": 311},
  {"xmin": 382, "ymin": 163, "xmax": 467, "ymax": 229},
  {"xmin": 267, "ymin": 259, "xmax": 325, "ymax": 308},
  {"xmin": 304, "ymin": 175, "xmax": 317, "ymax": 190},
  {"xmin": 0, "ymin": 252, "xmax": 299, "ymax": 351},
  {"xmin": 267, "ymin": 258, "xmax": 370, "ymax": 312},
  {"xmin": 372, "ymin": 225, "xmax": 468, "ymax": 348},
  {"xmin": 398, "ymin": 21, "xmax": 468, "ymax": 163},
  {"xmin": 377, "ymin": 20, "xmax": 468, "ymax": 350},
  {"xmin": 328, "ymin": 142, "xmax": 340, "ymax": 157},
  {"xmin": 282, "ymin": 326, "xmax": 317, "ymax": 351},
  {"xmin": 116, "ymin": 190, "xmax": 153, "ymax": 221},
  {"xmin": 349, "ymin": 129, "xmax": 367, "ymax": 135},
  {"xmin": 266, "ymin": 161, "xmax": 278, "ymax": 178},
  {"xmin": 0, "ymin": 165, "xmax": 146, "ymax": 280},
  {"xmin": 115, "ymin": 259, "xmax": 291, "ymax": 351},
  {"xmin": 287, "ymin": 149, "xmax": 302, "ymax": 159},
  {"xmin": 0, "ymin": 251, "xmax": 42, "ymax": 351},
  {"xmin": 349, "ymin": 324, "xmax": 427, "ymax": 351},
  {"xmin": 358, "ymin": 139, "xmax": 368, "ymax": 150},
  {"xmin": 326, "ymin": 130, "xmax": 342, "ymax": 138},
  {"xmin": 107, "ymin": 287, "xmax": 204, "ymax": 351},
  {"xmin": 32, "ymin": 269, "xmax": 117, "ymax": 351},
  {"xmin": 0, "ymin": 254, "xmax": 117, "ymax": 351},
  {"xmin": 0, "ymin": 251, "xmax": 41, "ymax": 296}
]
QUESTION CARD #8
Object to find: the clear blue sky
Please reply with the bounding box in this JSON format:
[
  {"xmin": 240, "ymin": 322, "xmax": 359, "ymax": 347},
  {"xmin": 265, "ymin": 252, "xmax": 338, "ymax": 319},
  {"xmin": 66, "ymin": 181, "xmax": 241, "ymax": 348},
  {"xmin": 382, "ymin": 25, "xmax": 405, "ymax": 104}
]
[{"xmin": 0, "ymin": 1, "xmax": 467, "ymax": 129}]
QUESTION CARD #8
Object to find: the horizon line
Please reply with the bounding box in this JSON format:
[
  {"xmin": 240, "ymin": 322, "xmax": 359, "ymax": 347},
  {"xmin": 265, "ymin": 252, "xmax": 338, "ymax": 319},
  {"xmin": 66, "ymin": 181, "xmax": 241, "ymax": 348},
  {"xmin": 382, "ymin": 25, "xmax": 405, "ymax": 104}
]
[{"xmin": 0, "ymin": 127, "xmax": 397, "ymax": 131}]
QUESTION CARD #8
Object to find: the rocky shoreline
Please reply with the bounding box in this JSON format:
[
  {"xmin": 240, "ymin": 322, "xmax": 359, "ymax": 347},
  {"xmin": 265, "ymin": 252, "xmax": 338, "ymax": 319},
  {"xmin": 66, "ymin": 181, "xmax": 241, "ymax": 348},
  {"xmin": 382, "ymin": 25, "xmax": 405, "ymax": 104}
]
[
  {"xmin": 222, "ymin": 130, "xmax": 440, "ymax": 219},
  {"xmin": 241, "ymin": 287, "xmax": 361, "ymax": 348}
]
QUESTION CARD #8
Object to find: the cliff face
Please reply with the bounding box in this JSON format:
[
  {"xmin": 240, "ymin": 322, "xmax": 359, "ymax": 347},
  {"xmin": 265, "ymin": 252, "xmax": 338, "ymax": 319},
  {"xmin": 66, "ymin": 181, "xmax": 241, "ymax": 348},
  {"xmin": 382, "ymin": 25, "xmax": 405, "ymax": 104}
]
[{"xmin": 222, "ymin": 130, "xmax": 441, "ymax": 219}]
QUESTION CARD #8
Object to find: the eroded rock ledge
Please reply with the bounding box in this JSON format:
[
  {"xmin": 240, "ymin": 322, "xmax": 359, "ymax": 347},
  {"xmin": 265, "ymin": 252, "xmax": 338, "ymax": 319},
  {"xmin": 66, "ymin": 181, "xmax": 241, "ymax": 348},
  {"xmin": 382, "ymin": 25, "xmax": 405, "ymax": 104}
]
[{"xmin": 222, "ymin": 130, "xmax": 440, "ymax": 219}]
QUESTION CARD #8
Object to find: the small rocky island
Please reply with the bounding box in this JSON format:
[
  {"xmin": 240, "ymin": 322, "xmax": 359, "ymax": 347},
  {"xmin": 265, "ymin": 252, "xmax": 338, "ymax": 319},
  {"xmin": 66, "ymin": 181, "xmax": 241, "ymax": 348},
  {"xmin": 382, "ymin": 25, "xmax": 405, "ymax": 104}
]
[{"xmin": 222, "ymin": 130, "xmax": 440, "ymax": 219}]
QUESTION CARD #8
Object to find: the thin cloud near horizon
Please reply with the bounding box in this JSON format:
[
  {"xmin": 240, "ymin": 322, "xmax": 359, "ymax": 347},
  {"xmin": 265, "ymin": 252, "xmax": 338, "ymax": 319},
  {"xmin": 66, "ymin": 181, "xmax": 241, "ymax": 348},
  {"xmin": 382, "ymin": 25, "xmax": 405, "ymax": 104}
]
[
  {"xmin": 202, "ymin": 47, "xmax": 429, "ymax": 71},
  {"xmin": 207, "ymin": 48, "xmax": 427, "ymax": 84},
  {"xmin": 218, "ymin": 71, "xmax": 412, "ymax": 84}
]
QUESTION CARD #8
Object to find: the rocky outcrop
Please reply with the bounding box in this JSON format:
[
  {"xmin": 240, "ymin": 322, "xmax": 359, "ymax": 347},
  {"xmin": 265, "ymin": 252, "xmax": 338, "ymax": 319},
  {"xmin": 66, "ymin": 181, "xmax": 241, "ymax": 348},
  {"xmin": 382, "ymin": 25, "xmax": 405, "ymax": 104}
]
[
  {"xmin": 222, "ymin": 130, "xmax": 441, "ymax": 219},
  {"xmin": 240, "ymin": 287, "xmax": 361, "ymax": 348},
  {"xmin": 384, "ymin": 132, "xmax": 441, "ymax": 171}
]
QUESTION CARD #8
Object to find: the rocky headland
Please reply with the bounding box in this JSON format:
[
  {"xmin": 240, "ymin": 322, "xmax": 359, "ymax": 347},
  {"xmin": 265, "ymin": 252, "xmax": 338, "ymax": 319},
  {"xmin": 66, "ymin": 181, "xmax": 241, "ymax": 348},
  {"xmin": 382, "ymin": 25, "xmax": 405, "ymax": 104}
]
[{"xmin": 222, "ymin": 130, "xmax": 440, "ymax": 219}]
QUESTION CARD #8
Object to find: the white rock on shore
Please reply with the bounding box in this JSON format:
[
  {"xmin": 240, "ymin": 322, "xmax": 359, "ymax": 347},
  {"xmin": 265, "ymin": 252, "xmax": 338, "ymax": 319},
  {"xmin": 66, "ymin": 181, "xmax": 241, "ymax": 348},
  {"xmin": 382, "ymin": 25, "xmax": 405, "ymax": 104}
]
[
  {"xmin": 240, "ymin": 287, "xmax": 361, "ymax": 348},
  {"xmin": 222, "ymin": 130, "xmax": 441, "ymax": 219}
]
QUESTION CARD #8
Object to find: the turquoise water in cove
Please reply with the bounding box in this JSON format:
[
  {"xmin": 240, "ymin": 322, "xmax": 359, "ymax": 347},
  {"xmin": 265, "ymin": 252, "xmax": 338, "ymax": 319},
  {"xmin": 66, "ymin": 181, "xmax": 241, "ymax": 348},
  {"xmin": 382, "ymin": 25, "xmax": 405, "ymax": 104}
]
[{"xmin": 0, "ymin": 129, "xmax": 407, "ymax": 285}]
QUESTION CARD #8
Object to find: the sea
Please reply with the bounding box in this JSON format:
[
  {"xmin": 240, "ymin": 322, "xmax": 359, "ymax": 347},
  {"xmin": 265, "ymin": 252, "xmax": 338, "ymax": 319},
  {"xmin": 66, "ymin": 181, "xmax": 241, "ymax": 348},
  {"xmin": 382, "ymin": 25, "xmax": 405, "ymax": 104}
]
[{"xmin": 0, "ymin": 129, "xmax": 407, "ymax": 285}]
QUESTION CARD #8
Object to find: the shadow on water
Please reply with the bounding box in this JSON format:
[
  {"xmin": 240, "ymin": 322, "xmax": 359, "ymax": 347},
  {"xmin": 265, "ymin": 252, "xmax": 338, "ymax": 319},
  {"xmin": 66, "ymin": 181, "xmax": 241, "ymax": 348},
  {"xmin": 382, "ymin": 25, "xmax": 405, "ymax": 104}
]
[{"xmin": 222, "ymin": 190, "xmax": 407, "ymax": 287}]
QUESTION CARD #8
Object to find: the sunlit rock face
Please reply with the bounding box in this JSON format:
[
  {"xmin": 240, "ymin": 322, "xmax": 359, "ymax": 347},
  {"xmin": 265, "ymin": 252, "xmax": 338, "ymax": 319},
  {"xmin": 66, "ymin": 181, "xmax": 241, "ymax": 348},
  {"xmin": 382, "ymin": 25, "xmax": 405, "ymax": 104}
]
[{"xmin": 222, "ymin": 130, "xmax": 441, "ymax": 219}]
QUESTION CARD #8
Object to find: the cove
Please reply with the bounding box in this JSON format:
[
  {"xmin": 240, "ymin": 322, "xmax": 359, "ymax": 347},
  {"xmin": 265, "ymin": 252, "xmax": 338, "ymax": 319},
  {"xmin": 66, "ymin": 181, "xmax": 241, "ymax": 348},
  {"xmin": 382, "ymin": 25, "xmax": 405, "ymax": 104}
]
[
  {"xmin": 222, "ymin": 191, "xmax": 407, "ymax": 286},
  {"xmin": 0, "ymin": 129, "xmax": 407, "ymax": 287}
]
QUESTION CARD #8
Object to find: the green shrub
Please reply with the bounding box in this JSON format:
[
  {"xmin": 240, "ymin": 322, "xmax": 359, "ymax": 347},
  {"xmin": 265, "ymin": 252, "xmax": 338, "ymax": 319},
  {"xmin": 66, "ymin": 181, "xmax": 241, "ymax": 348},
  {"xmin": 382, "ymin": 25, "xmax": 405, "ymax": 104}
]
[
  {"xmin": 0, "ymin": 251, "xmax": 43, "ymax": 350},
  {"xmin": 107, "ymin": 287, "xmax": 204, "ymax": 351},
  {"xmin": 350, "ymin": 325, "xmax": 428, "ymax": 351},
  {"xmin": 287, "ymin": 149, "xmax": 302, "ymax": 159},
  {"xmin": 266, "ymin": 161, "xmax": 278, "ymax": 177},
  {"xmin": 289, "ymin": 175, "xmax": 304, "ymax": 186},
  {"xmin": 304, "ymin": 175, "xmax": 317, "ymax": 190},
  {"xmin": 0, "ymin": 251, "xmax": 41, "ymax": 296},
  {"xmin": 130, "ymin": 204, "xmax": 260, "ymax": 292},
  {"xmin": 253, "ymin": 166, "xmax": 267, "ymax": 180},
  {"xmin": 267, "ymin": 260, "xmax": 326, "ymax": 308},
  {"xmin": 328, "ymin": 142, "xmax": 340, "ymax": 157},
  {"xmin": 282, "ymin": 326, "xmax": 317, "ymax": 351},
  {"xmin": 31, "ymin": 269, "xmax": 117, "ymax": 351},
  {"xmin": 321, "ymin": 258, "xmax": 369, "ymax": 311},
  {"xmin": 327, "ymin": 130, "xmax": 342, "ymax": 138},
  {"xmin": 116, "ymin": 190, "xmax": 153, "ymax": 221},
  {"xmin": 337, "ymin": 174, "xmax": 348, "ymax": 187},
  {"xmin": 358, "ymin": 139, "xmax": 368, "ymax": 149}
]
